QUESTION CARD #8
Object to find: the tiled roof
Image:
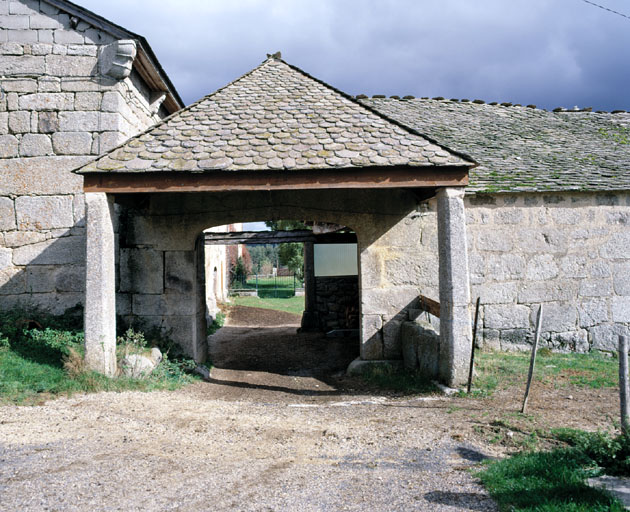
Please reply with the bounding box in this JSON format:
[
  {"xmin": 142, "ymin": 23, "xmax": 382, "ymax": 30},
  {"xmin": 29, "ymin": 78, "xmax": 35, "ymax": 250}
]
[
  {"xmin": 364, "ymin": 98, "xmax": 630, "ymax": 194},
  {"xmin": 78, "ymin": 56, "xmax": 473, "ymax": 174}
]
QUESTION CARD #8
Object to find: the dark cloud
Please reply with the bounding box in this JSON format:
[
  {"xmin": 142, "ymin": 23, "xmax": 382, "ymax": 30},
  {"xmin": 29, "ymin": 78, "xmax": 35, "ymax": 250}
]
[{"xmin": 80, "ymin": 0, "xmax": 630, "ymax": 110}]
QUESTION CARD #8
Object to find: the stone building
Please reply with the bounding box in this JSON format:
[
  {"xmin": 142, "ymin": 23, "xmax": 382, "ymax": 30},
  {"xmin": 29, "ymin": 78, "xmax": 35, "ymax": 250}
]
[
  {"xmin": 2, "ymin": 0, "xmax": 629, "ymax": 385},
  {"xmin": 364, "ymin": 98, "xmax": 630, "ymax": 353},
  {"xmin": 0, "ymin": 0, "xmax": 182, "ymax": 315}
]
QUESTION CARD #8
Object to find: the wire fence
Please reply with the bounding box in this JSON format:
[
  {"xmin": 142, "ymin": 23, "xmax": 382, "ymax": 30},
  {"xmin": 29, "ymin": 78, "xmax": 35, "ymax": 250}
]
[{"xmin": 229, "ymin": 273, "xmax": 304, "ymax": 298}]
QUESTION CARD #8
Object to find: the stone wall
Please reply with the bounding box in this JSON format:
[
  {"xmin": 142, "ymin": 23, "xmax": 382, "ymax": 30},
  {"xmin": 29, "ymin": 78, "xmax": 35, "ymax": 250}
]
[
  {"xmin": 413, "ymin": 191, "xmax": 630, "ymax": 352},
  {"xmin": 314, "ymin": 276, "xmax": 359, "ymax": 331},
  {"xmin": 0, "ymin": 0, "xmax": 169, "ymax": 314}
]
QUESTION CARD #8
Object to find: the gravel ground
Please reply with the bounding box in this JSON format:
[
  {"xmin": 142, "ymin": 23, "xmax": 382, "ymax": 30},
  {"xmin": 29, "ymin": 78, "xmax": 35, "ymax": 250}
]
[
  {"xmin": 0, "ymin": 307, "xmax": 500, "ymax": 511},
  {"xmin": 0, "ymin": 389, "xmax": 497, "ymax": 511}
]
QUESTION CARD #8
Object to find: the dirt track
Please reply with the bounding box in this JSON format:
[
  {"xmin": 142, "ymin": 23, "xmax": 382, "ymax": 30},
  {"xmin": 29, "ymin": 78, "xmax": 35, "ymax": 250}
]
[{"xmin": 0, "ymin": 306, "xmax": 618, "ymax": 511}]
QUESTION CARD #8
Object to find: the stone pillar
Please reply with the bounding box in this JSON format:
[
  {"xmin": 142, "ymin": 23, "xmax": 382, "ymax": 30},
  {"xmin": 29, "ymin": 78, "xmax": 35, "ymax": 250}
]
[
  {"xmin": 84, "ymin": 192, "xmax": 117, "ymax": 376},
  {"xmin": 437, "ymin": 187, "xmax": 472, "ymax": 387},
  {"xmin": 300, "ymin": 241, "xmax": 319, "ymax": 331}
]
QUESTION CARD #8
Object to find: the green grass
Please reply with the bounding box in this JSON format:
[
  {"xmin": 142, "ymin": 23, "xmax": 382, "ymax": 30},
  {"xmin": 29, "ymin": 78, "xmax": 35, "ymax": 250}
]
[
  {"xmin": 0, "ymin": 308, "xmax": 199, "ymax": 405},
  {"xmin": 477, "ymin": 448, "xmax": 625, "ymax": 511},
  {"xmin": 206, "ymin": 312, "xmax": 225, "ymax": 336},
  {"xmin": 229, "ymin": 295, "xmax": 305, "ymax": 316},
  {"xmin": 471, "ymin": 350, "xmax": 618, "ymax": 396}
]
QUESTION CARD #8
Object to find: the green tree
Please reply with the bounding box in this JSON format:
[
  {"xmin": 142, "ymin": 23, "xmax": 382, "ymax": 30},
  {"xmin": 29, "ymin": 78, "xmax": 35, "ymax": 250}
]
[{"xmin": 263, "ymin": 220, "xmax": 308, "ymax": 278}]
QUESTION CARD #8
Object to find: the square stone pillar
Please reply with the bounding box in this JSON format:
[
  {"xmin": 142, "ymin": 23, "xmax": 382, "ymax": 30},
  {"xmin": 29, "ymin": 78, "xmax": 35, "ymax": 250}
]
[
  {"xmin": 84, "ymin": 192, "xmax": 117, "ymax": 376},
  {"xmin": 300, "ymin": 241, "xmax": 319, "ymax": 331},
  {"xmin": 437, "ymin": 187, "xmax": 472, "ymax": 387}
]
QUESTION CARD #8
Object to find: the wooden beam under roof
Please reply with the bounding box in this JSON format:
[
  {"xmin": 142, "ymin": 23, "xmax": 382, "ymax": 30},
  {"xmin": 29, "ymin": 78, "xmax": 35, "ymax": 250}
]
[
  {"xmin": 82, "ymin": 166, "xmax": 468, "ymax": 193},
  {"xmin": 204, "ymin": 230, "xmax": 357, "ymax": 245}
]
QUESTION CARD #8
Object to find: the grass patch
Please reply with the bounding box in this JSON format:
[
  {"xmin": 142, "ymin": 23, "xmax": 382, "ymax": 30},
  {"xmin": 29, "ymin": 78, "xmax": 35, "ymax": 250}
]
[
  {"xmin": 206, "ymin": 312, "xmax": 226, "ymax": 336},
  {"xmin": 0, "ymin": 308, "xmax": 199, "ymax": 405},
  {"xmin": 359, "ymin": 365, "xmax": 438, "ymax": 394},
  {"xmin": 471, "ymin": 350, "xmax": 618, "ymax": 396},
  {"xmin": 231, "ymin": 276, "xmax": 303, "ymax": 299},
  {"xmin": 477, "ymin": 448, "xmax": 625, "ymax": 511},
  {"xmin": 230, "ymin": 295, "xmax": 304, "ymax": 316}
]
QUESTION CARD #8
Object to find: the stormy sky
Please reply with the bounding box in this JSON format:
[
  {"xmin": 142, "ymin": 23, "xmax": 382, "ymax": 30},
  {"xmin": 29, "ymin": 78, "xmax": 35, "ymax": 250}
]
[{"xmin": 79, "ymin": 0, "xmax": 629, "ymax": 111}]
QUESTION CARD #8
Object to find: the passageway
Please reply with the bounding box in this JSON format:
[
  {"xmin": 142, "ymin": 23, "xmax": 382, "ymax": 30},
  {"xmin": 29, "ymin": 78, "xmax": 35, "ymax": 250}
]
[{"xmin": 208, "ymin": 305, "xmax": 359, "ymax": 377}]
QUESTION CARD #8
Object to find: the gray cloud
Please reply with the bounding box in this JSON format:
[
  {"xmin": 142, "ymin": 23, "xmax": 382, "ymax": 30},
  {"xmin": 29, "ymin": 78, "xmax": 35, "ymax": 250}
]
[{"xmin": 80, "ymin": 0, "xmax": 630, "ymax": 111}]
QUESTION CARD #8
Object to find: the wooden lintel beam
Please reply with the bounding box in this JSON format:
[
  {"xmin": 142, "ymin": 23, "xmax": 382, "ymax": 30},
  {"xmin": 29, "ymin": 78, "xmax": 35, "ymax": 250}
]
[
  {"xmin": 418, "ymin": 294, "xmax": 440, "ymax": 318},
  {"xmin": 81, "ymin": 166, "xmax": 469, "ymax": 193},
  {"xmin": 204, "ymin": 230, "xmax": 357, "ymax": 245}
]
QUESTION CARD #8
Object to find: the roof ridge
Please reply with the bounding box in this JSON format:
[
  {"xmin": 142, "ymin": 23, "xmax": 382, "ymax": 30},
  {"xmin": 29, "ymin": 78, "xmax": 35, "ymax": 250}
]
[{"xmin": 275, "ymin": 57, "xmax": 477, "ymax": 167}]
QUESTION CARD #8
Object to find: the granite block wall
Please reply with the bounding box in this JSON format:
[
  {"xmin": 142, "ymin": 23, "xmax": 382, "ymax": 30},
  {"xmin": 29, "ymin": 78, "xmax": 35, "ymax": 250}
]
[
  {"xmin": 414, "ymin": 191, "xmax": 630, "ymax": 352},
  {"xmin": 0, "ymin": 0, "xmax": 169, "ymax": 314}
]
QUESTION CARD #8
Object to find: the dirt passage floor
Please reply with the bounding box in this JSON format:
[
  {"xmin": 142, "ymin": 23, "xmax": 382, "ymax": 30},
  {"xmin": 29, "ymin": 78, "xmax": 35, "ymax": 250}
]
[{"xmin": 0, "ymin": 306, "xmax": 619, "ymax": 511}]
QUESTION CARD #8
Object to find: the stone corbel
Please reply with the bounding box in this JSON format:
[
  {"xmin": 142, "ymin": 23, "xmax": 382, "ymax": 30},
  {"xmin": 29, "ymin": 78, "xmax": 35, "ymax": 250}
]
[
  {"xmin": 149, "ymin": 91, "xmax": 167, "ymax": 114},
  {"xmin": 100, "ymin": 39, "xmax": 137, "ymax": 80}
]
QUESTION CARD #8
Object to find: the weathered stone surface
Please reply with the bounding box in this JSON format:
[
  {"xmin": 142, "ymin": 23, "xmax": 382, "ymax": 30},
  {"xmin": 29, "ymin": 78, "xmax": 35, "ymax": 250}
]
[
  {"xmin": 613, "ymin": 262, "xmax": 630, "ymax": 296},
  {"xmin": 3, "ymin": 230, "xmax": 47, "ymax": 247},
  {"xmin": 0, "ymin": 248, "xmax": 12, "ymax": 271},
  {"xmin": 0, "ymin": 268, "xmax": 26, "ymax": 295},
  {"xmin": 0, "ymin": 55, "xmax": 45, "ymax": 75},
  {"xmin": 485, "ymin": 253, "xmax": 525, "ymax": 280},
  {"xmin": 550, "ymin": 330, "xmax": 589, "ymax": 352},
  {"xmin": 475, "ymin": 229, "xmax": 513, "ymax": 252},
  {"xmin": 120, "ymin": 248, "xmax": 164, "ymax": 294},
  {"xmin": 591, "ymin": 324, "xmax": 630, "ymax": 352},
  {"xmin": 361, "ymin": 287, "xmax": 420, "ymax": 316},
  {"xmin": 0, "ymin": 134, "xmax": 19, "ymax": 157},
  {"xmin": 612, "ymin": 297, "xmax": 630, "ymax": 323},
  {"xmin": 518, "ymin": 280, "xmax": 576, "ymax": 303},
  {"xmin": 472, "ymin": 282, "xmax": 517, "ymax": 304},
  {"xmin": 15, "ymin": 195, "xmax": 73, "ymax": 230},
  {"xmin": 84, "ymin": 193, "xmax": 117, "ymax": 376},
  {"xmin": 401, "ymin": 320, "xmax": 440, "ymax": 379},
  {"xmin": 485, "ymin": 304, "xmax": 530, "ymax": 329},
  {"xmin": 18, "ymin": 92, "xmax": 73, "ymax": 111},
  {"xmin": 164, "ymin": 251, "xmax": 194, "ymax": 293},
  {"xmin": 534, "ymin": 302, "xmax": 577, "ymax": 332},
  {"xmin": 26, "ymin": 265, "xmax": 57, "ymax": 292},
  {"xmin": 19, "ymin": 133, "xmax": 52, "ymax": 156},
  {"xmin": 9, "ymin": 111, "xmax": 30, "ymax": 132},
  {"xmin": 437, "ymin": 188, "xmax": 472, "ymax": 387},
  {"xmin": 361, "ymin": 314, "xmax": 383, "ymax": 360},
  {"xmin": 37, "ymin": 111, "xmax": 59, "ymax": 132},
  {"xmin": 55, "ymin": 265, "xmax": 84, "ymax": 292},
  {"xmin": 579, "ymin": 279, "xmax": 612, "ymax": 298},
  {"xmin": 132, "ymin": 293, "xmax": 193, "ymax": 316},
  {"xmin": 0, "ymin": 156, "xmax": 86, "ymax": 194},
  {"xmin": 12, "ymin": 235, "xmax": 84, "ymax": 265},
  {"xmin": 0, "ymin": 197, "xmax": 16, "ymax": 230},
  {"xmin": 52, "ymin": 131, "xmax": 92, "ymax": 155},
  {"xmin": 578, "ymin": 299, "xmax": 609, "ymax": 327},
  {"xmin": 383, "ymin": 317, "xmax": 403, "ymax": 360},
  {"xmin": 525, "ymin": 254, "xmax": 559, "ymax": 281},
  {"xmin": 601, "ymin": 232, "xmax": 630, "ymax": 259},
  {"xmin": 75, "ymin": 92, "xmax": 101, "ymax": 111},
  {"xmin": 121, "ymin": 349, "xmax": 162, "ymax": 378},
  {"xmin": 46, "ymin": 55, "xmax": 96, "ymax": 76}
]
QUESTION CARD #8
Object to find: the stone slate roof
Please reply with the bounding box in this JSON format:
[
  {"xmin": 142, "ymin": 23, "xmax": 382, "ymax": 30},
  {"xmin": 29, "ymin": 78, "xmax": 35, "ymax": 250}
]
[
  {"xmin": 77, "ymin": 56, "xmax": 473, "ymax": 174},
  {"xmin": 364, "ymin": 98, "xmax": 630, "ymax": 194}
]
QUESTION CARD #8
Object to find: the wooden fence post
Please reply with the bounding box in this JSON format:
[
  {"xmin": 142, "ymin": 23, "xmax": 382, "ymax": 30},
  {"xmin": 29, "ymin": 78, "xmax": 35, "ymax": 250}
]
[{"xmin": 521, "ymin": 304, "xmax": 543, "ymax": 414}]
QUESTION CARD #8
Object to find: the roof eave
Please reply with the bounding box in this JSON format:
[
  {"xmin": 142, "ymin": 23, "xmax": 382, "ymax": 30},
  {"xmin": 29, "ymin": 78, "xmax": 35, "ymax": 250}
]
[{"xmin": 44, "ymin": 0, "xmax": 184, "ymax": 113}]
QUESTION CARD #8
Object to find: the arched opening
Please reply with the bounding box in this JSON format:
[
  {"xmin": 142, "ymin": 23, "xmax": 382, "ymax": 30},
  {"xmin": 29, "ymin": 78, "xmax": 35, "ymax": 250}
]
[{"xmin": 202, "ymin": 219, "xmax": 360, "ymax": 378}]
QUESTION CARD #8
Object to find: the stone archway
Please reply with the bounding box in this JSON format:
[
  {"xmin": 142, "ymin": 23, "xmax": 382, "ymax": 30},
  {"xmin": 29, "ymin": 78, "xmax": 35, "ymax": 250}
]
[{"xmin": 79, "ymin": 54, "xmax": 474, "ymax": 386}]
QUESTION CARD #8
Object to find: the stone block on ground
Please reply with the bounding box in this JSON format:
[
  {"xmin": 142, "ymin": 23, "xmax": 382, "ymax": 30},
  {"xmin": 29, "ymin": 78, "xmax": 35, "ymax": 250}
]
[{"xmin": 346, "ymin": 357, "xmax": 404, "ymax": 376}]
